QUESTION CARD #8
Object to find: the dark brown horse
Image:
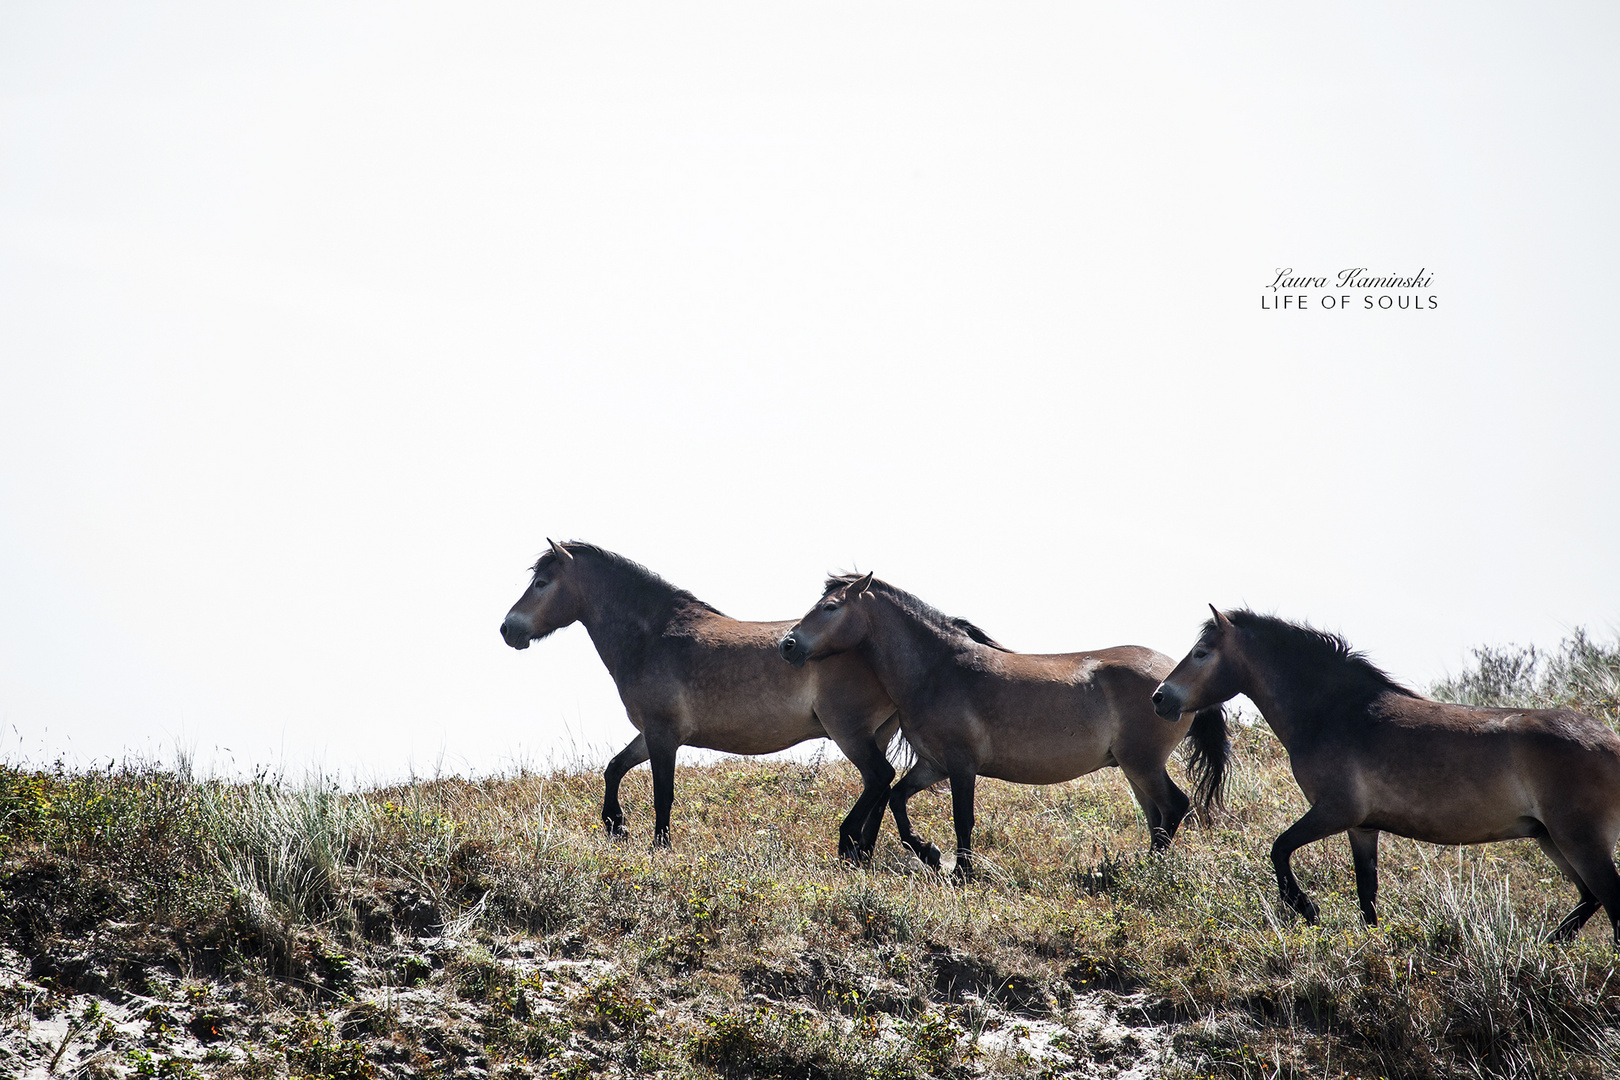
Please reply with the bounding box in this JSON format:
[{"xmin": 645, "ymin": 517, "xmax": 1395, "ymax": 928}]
[
  {"xmin": 779, "ymin": 573, "xmax": 1228, "ymax": 879},
  {"xmin": 1153, "ymin": 607, "xmax": 1620, "ymax": 946},
  {"xmin": 500, "ymin": 541, "xmax": 900, "ymax": 854}
]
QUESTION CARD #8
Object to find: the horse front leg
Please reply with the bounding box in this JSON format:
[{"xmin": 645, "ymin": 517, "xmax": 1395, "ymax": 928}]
[
  {"xmin": 645, "ymin": 729, "xmax": 680, "ymax": 849},
  {"xmin": 1347, "ymin": 827, "xmax": 1380, "ymax": 925},
  {"xmin": 1271, "ymin": 803, "xmax": 1359, "ymax": 925},
  {"xmin": 602, "ymin": 733, "xmax": 649, "ymax": 838},
  {"xmin": 889, "ymin": 759, "xmax": 947, "ymax": 870},
  {"xmin": 948, "ymin": 770, "xmax": 977, "ymax": 882}
]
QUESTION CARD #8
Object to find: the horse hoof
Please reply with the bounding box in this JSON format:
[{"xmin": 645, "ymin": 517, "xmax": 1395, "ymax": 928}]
[{"xmin": 916, "ymin": 843, "xmax": 942, "ymax": 870}]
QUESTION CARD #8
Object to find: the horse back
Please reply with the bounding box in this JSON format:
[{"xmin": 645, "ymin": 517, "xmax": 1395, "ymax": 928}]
[
  {"xmin": 655, "ymin": 614, "xmax": 814, "ymax": 704},
  {"xmin": 983, "ymin": 644, "xmax": 1171, "ymax": 685},
  {"xmin": 957, "ymin": 645, "xmax": 1185, "ymax": 783},
  {"xmin": 1376, "ymin": 696, "xmax": 1620, "ymax": 758},
  {"xmin": 622, "ymin": 613, "xmax": 891, "ymax": 754},
  {"xmin": 1311, "ymin": 694, "xmax": 1620, "ymax": 842}
]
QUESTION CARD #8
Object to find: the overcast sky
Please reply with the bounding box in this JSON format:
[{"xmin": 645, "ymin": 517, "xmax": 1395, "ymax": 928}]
[{"xmin": 3, "ymin": 3, "xmax": 1617, "ymax": 779}]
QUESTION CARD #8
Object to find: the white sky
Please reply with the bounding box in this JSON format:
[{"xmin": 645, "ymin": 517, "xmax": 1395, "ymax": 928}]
[{"xmin": 2, "ymin": 3, "xmax": 1617, "ymax": 779}]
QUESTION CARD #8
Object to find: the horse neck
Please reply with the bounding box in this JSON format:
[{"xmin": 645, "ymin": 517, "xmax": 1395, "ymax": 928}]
[
  {"xmin": 858, "ymin": 595, "xmax": 975, "ymax": 708},
  {"xmin": 571, "ymin": 558, "xmax": 691, "ymax": 681},
  {"xmin": 1236, "ymin": 670, "xmax": 1308, "ymax": 750},
  {"xmin": 1236, "ymin": 638, "xmax": 1358, "ymax": 749}
]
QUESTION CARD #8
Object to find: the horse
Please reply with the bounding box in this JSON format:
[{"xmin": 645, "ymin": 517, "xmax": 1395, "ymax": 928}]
[
  {"xmin": 1152, "ymin": 607, "xmax": 1620, "ymax": 946},
  {"xmin": 778, "ymin": 572, "xmax": 1229, "ymax": 879},
  {"xmin": 499, "ymin": 541, "xmax": 901, "ymax": 855}
]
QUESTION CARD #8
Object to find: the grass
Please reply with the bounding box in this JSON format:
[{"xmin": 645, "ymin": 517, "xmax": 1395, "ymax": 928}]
[{"xmin": 2, "ymin": 630, "xmax": 1618, "ymax": 1078}]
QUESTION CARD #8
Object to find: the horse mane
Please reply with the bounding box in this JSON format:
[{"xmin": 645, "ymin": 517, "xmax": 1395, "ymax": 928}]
[
  {"xmin": 1214, "ymin": 610, "xmax": 1418, "ymax": 700},
  {"xmin": 535, "ymin": 542, "xmax": 725, "ymax": 619},
  {"xmin": 823, "ymin": 573, "xmax": 1013, "ymax": 653}
]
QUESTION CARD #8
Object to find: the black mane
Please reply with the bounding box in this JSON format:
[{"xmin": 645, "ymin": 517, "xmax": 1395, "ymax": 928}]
[
  {"xmin": 536, "ymin": 542, "xmax": 725, "ymax": 620},
  {"xmin": 1212, "ymin": 610, "xmax": 1417, "ymax": 702},
  {"xmin": 823, "ymin": 573, "xmax": 1012, "ymax": 653}
]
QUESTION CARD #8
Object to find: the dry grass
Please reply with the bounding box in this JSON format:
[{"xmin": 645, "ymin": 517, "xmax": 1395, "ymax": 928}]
[{"xmin": 2, "ymin": 631, "xmax": 1618, "ymax": 1078}]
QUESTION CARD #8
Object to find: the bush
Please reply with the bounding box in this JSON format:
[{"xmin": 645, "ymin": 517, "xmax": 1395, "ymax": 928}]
[{"xmin": 1432, "ymin": 627, "xmax": 1620, "ymax": 725}]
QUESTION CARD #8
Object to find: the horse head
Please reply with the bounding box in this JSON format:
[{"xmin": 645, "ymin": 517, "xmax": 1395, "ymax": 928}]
[
  {"xmin": 1153, "ymin": 605, "xmax": 1245, "ymax": 720},
  {"xmin": 500, "ymin": 538, "xmax": 588, "ymax": 649},
  {"xmin": 778, "ymin": 572, "xmax": 875, "ymax": 668}
]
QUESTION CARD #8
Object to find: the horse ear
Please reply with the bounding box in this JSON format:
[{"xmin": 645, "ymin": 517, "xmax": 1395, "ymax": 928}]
[
  {"xmin": 849, "ymin": 572, "xmax": 874, "ymax": 597},
  {"xmin": 1209, "ymin": 604, "xmax": 1233, "ymax": 632},
  {"xmin": 547, "ymin": 538, "xmax": 574, "ymax": 563}
]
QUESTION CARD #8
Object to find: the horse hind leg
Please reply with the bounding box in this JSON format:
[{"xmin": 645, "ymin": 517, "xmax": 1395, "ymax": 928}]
[
  {"xmin": 1537, "ymin": 829, "xmax": 1619, "ymax": 945},
  {"xmin": 829, "ymin": 727, "xmax": 896, "ymax": 861},
  {"xmin": 1124, "ymin": 768, "xmax": 1190, "ymax": 852},
  {"xmin": 855, "ymin": 714, "xmax": 904, "ymax": 855},
  {"xmin": 602, "ymin": 733, "xmax": 649, "ymax": 837},
  {"xmin": 1125, "ymin": 778, "xmax": 1163, "ymax": 847},
  {"xmin": 888, "ymin": 759, "xmax": 947, "ymax": 871}
]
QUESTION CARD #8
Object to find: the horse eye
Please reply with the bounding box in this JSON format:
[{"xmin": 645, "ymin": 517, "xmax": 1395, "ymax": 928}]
[
  {"xmin": 1192, "ymin": 648, "xmax": 1209, "ymax": 660},
  {"xmin": 533, "ymin": 580, "xmax": 548, "ymax": 591},
  {"xmin": 822, "ymin": 602, "xmax": 838, "ymax": 612}
]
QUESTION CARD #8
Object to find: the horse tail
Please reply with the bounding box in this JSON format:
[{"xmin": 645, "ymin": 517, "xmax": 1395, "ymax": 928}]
[
  {"xmin": 885, "ymin": 723, "xmax": 954, "ymax": 791},
  {"xmin": 1184, "ymin": 705, "xmax": 1230, "ymax": 818},
  {"xmin": 885, "ymin": 723, "xmax": 917, "ymax": 772}
]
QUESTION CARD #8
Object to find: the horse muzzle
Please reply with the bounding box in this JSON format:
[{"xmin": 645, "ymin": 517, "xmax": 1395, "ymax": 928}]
[
  {"xmin": 778, "ymin": 633, "xmax": 810, "ymax": 668},
  {"xmin": 1150, "ymin": 684, "xmax": 1183, "ymax": 721},
  {"xmin": 500, "ymin": 614, "xmax": 533, "ymax": 650}
]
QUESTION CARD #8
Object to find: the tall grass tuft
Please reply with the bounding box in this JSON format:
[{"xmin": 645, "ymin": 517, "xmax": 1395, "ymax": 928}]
[
  {"xmin": 194, "ymin": 773, "xmax": 375, "ymax": 924},
  {"xmin": 1396, "ymin": 850, "xmax": 1620, "ymax": 1077}
]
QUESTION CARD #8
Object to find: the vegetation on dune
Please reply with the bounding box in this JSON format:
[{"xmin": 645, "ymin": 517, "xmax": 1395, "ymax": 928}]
[
  {"xmin": 1430, "ymin": 628, "xmax": 1620, "ymax": 725},
  {"xmin": 1, "ymin": 629, "xmax": 1618, "ymax": 1078}
]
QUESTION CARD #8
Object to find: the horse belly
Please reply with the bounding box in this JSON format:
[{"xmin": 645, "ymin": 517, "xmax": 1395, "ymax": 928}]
[
  {"xmin": 1362, "ymin": 808, "xmax": 1543, "ymax": 846},
  {"xmin": 673, "ymin": 681, "xmax": 823, "ymax": 757},
  {"xmin": 1355, "ymin": 764, "xmax": 1541, "ymax": 845},
  {"xmin": 964, "ymin": 675, "xmax": 1118, "ymax": 784},
  {"xmin": 979, "ymin": 729, "xmax": 1113, "ymax": 786}
]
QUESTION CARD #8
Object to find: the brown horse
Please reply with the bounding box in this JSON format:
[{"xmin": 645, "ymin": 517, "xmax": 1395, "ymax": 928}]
[
  {"xmin": 1153, "ymin": 607, "xmax": 1620, "ymax": 946},
  {"xmin": 500, "ymin": 541, "xmax": 900, "ymax": 854},
  {"xmin": 778, "ymin": 573, "xmax": 1228, "ymax": 879}
]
